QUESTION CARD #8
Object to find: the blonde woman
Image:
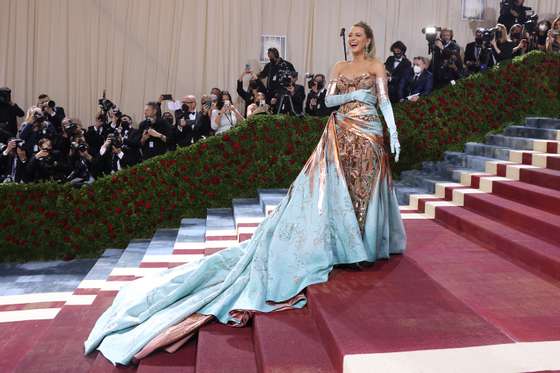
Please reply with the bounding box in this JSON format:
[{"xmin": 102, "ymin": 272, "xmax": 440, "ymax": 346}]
[
  {"xmin": 546, "ymin": 16, "xmax": 560, "ymax": 53},
  {"xmin": 491, "ymin": 23, "xmax": 516, "ymax": 62},
  {"xmin": 85, "ymin": 21, "xmax": 405, "ymax": 366}
]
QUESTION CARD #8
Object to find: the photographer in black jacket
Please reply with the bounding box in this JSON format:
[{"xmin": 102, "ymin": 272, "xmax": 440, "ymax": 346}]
[
  {"xmin": 0, "ymin": 87, "xmax": 25, "ymax": 138},
  {"xmin": 37, "ymin": 94, "xmax": 66, "ymax": 134},
  {"xmin": 498, "ymin": 0, "xmax": 530, "ymax": 32},
  {"xmin": 257, "ymin": 48, "xmax": 296, "ymax": 104},
  {"xmin": 384, "ymin": 41, "xmax": 412, "ymax": 103},
  {"xmin": 0, "ymin": 138, "xmax": 30, "ymax": 183},
  {"xmin": 18, "ymin": 107, "xmax": 58, "ymax": 158},
  {"xmin": 139, "ymin": 102, "xmax": 171, "ymax": 160},
  {"xmin": 237, "ymin": 67, "xmax": 267, "ymax": 116},
  {"xmin": 27, "ymin": 138, "xmax": 65, "ymax": 182},
  {"xmin": 305, "ymin": 74, "xmax": 331, "ymax": 116}
]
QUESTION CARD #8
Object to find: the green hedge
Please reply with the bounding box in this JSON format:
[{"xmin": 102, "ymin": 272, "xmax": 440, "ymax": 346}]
[{"xmin": 1, "ymin": 51, "xmax": 559, "ymax": 262}]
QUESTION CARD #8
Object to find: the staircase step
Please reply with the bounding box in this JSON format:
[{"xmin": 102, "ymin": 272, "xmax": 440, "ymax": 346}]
[
  {"xmin": 526, "ymin": 117, "xmax": 560, "ymax": 129},
  {"xmin": 173, "ymin": 219, "xmax": 206, "ymax": 254},
  {"xmin": 232, "ymin": 198, "xmax": 264, "ymax": 242},
  {"xmin": 511, "ymin": 166, "xmax": 560, "ymax": 190},
  {"xmin": 253, "ymin": 308, "xmax": 334, "ymax": 373},
  {"xmin": 394, "ymin": 185, "xmax": 430, "ymax": 206},
  {"xmin": 405, "ymin": 219, "xmax": 560, "ymax": 341},
  {"xmin": 140, "ymin": 229, "xmax": 181, "ymax": 268},
  {"xmin": 464, "ymin": 142, "xmax": 511, "ymax": 161},
  {"xmin": 433, "ymin": 205, "xmax": 560, "ymax": 282},
  {"xmin": 196, "ymin": 323, "xmax": 257, "ymax": 373},
  {"xmin": 205, "ymin": 209, "xmax": 237, "ymax": 254},
  {"xmin": 0, "ymin": 319, "xmax": 53, "ymax": 372},
  {"xmin": 485, "ymin": 134, "xmax": 535, "ymax": 151},
  {"xmin": 486, "ymin": 179, "xmax": 560, "ymax": 215},
  {"xmin": 454, "ymin": 190, "xmax": 560, "ymax": 245},
  {"xmin": 137, "ymin": 337, "xmax": 197, "ymax": 373},
  {"xmin": 504, "ymin": 125, "xmax": 560, "ymax": 141},
  {"xmin": 258, "ymin": 189, "xmax": 288, "ymax": 216},
  {"xmin": 306, "ymin": 257, "xmax": 512, "ymax": 372}
]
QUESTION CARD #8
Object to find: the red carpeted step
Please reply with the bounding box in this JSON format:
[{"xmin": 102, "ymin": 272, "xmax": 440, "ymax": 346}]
[
  {"xmin": 461, "ymin": 192, "xmax": 560, "ymax": 245},
  {"xmin": 306, "ymin": 257, "xmax": 512, "ymax": 372},
  {"xmin": 0, "ymin": 320, "xmax": 52, "ymax": 372},
  {"xmin": 253, "ymin": 308, "xmax": 335, "ymax": 373},
  {"xmin": 434, "ymin": 206, "xmax": 560, "ymax": 282},
  {"xmin": 15, "ymin": 291, "xmax": 117, "ymax": 373},
  {"xmin": 519, "ymin": 167, "xmax": 560, "ymax": 190},
  {"xmin": 137, "ymin": 337, "xmax": 197, "ymax": 373},
  {"xmin": 195, "ymin": 322, "xmax": 257, "ymax": 373},
  {"xmin": 405, "ymin": 219, "xmax": 560, "ymax": 342},
  {"xmin": 490, "ymin": 180, "xmax": 560, "ymax": 215}
]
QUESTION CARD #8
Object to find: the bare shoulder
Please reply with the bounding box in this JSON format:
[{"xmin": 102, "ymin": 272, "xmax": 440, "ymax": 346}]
[
  {"xmin": 330, "ymin": 60, "xmax": 349, "ymax": 79},
  {"xmin": 367, "ymin": 58, "xmax": 386, "ymax": 76}
]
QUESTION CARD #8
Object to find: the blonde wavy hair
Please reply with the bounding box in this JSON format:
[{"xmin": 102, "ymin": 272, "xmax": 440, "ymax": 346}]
[{"xmin": 353, "ymin": 21, "xmax": 376, "ymax": 58}]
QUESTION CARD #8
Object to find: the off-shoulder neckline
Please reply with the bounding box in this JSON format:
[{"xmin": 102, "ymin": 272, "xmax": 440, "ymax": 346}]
[{"xmin": 337, "ymin": 72, "xmax": 374, "ymax": 81}]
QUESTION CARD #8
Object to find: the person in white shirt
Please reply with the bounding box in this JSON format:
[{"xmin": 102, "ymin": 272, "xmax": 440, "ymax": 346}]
[{"xmin": 211, "ymin": 91, "xmax": 244, "ymax": 135}]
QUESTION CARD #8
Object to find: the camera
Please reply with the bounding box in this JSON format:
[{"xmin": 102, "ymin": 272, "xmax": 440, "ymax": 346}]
[
  {"xmin": 14, "ymin": 139, "xmax": 25, "ymax": 148},
  {"xmin": 98, "ymin": 98, "xmax": 115, "ymax": 113},
  {"xmin": 305, "ymin": 73, "xmax": 318, "ymax": 89},
  {"xmin": 552, "ymin": 30, "xmax": 560, "ymax": 37},
  {"xmin": 71, "ymin": 141, "xmax": 89, "ymax": 152},
  {"xmin": 33, "ymin": 110, "xmax": 45, "ymax": 122},
  {"xmin": 106, "ymin": 133, "xmax": 122, "ymax": 149},
  {"xmin": 524, "ymin": 14, "xmax": 539, "ymax": 34},
  {"xmin": 0, "ymin": 87, "xmax": 11, "ymax": 105},
  {"xmin": 63, "ymin": 121, "xmax": 79, "ymax": 134}
]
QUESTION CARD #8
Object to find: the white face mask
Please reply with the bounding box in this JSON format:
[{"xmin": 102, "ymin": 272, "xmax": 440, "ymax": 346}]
[{"xmin": 413, "ymin": 65, "xmax": 423, "ymax": 74}]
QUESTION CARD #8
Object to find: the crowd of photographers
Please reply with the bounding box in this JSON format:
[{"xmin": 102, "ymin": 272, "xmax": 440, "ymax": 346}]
[{"xmin": 0, "ymin": 0, "xmax": 558, "ymax": 186}]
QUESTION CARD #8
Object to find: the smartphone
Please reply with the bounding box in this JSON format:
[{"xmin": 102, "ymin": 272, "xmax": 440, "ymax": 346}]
[
  {"xmin": 161, "ymin": 94, "xmax": 173, "ymax": 101},
  {"xmin": 225, "ymin": 100, "xmax": 231, "ymax": 107},
  {"xmin": 245, "ymin": 64, "xmax": 251, "ymax": 73}
]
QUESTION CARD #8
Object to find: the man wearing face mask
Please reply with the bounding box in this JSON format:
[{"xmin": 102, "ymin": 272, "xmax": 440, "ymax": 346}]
[
  {"xmin": 384, "ymin": 41, "xmax": 412, "ymax": 103},
  {"xmin": 402, "ymin": 57, "xmax": 433, "ymax": 102},
  {"xmin": 464, "ymin": 28, "xmax": 494, "ymax": 73}
]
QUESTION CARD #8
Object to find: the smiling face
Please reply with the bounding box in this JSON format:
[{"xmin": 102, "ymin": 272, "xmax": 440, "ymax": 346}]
[{"xmin": 348, "ymin": 26, "xmax": 371, "ymax": 56}]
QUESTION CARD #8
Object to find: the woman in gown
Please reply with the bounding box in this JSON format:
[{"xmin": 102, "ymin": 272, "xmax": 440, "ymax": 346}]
[{"xmin": 84, "ymin": 21, "xmax": 406, "ymax": 366}]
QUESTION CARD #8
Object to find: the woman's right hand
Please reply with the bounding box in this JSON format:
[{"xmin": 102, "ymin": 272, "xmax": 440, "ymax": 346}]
[{"xmin": 351, "ymin": 89, "xmax": 376, "ymax": 106}]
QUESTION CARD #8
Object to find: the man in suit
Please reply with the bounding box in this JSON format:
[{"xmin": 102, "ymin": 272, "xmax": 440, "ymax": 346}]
[
  {"xmin": 139, "ymin": 102, "xmax": 171, "ymax": 160},
  {"xmin": 0, "ymin": 87, "xmax": 25, "ymax": 138},
  {"xmin": 384, "ymin": 41, "xmax": 413, "ymax": 103},
  {"xmin": 0, "ymin": 138, "xmax": 30, "ymax": 183},
  {"xmin": 464, "ymin": 28, "xmax": 494, "ymax": 74},
  {"xmin": 37, "ymin": 94, "xmax": 66, "ymax": 134},
  {"xmin": 402, "ymin": 56, "xmax": 434, "ymax": 102},
  {"xmin": 173, "ymin": 95, "xmax": 209, "ymax": 146},
  {"xmin": 85, "ymin": 113, "xmax": 111, "ymax": 157}
]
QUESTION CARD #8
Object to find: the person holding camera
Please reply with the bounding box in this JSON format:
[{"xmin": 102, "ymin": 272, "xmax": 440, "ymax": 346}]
[
  {"xmin": 464, "ymin": 28, "xmax": 494, "ymax": 73},
  {"xmin": 277, "ymin": 72, "xmax": 305, "ymax": 115},
  {"xmin": 490, "ymin": 24, "xmax": 516, "ymax": 63},
  {"xmin": 37, "ymin": 94, "xmax": 66, "ymax": 134},
  {"xmin": 26, "ymin": 138, "xmax": 64, "ymax": 182},
  {"xmin": 257, "ymin": 48, "xmax": 296, "ymax": 103},
  {"xmin": 18, "ymin": 107, "xmax": 58, "ymax": 158},
  {"xmin": 498, "ymin": 0, "xmax": 529, "ymax": 32},
  {"xmin": 436, "ymin": 49, "xmax": 466, "ymax": 88},
  {"xmin": 237, "ymin": 67, "xmax": 267, "ymax": 116},
  {"xmin": 66, "ymin": 139, "xmax": 94, "ymax": 187},
  {"xmin": 384, "ymin": 41, "xmax": 412, "ymax": 103},
  {"xmin": 139, "ymin": 102, "xmax": 171, "ymax": 160},
  {"xmin": 173, "ymin": 95, "xmax": 209, "ymax": 146},
  {"xmin": 402, "ymin": 56, "xmax": 433, "ymax": 102},
  {"xmin": 0, "ymin": 138, "xmax": 30, "ymax": 183},
  {"xmin": 546, "ymin": 17, "xmax": 560, "ymax": 53},
  {"xmin": 305, "ymin": 74, "xmax": 331, "ymax": 116},
  {"xmin": 0, "ymin": 87, "xmax": 25, "ymax": 139},
  {"xmin": 211, "ymin": 92, "xmax": 244, "ymax": 135},
  {"xmin": 508, "ymin": 24, "xmax": 529, "ymax": 57},
  {"xmin": 246, "ymin": 92, "xmax": 271, "ymax": 118}
]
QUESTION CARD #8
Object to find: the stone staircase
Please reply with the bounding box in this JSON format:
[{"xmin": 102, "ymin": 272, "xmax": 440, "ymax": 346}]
[{"xmin": 3, "ymin": 117, "xmax": 560, "ymax": 372}]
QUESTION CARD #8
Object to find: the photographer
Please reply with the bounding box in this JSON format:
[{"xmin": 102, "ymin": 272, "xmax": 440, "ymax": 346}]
[
  {"xmin": 546, "ymin": 17, "xmax": 560, "ymax": 53},
  {"xmin": 305, "ymin": 74, "xmax": 330, "ymax": 116},
  {"xmin": 27, "ymin": 138, "xmax": 64, "ymax": 182},
  {"xmin": 0, "ymin": 138, "xmax": 30, "ymax": 183},
  {"xmin": 211, "ymin": 91, "xmax": 244, "ymax": 135},
  {"xmin": 464, "ymin": 28, "xmax": 495, "ymax": 73},
  {"xmin": 117, "ymin": 115, "xmax": 142, "ymax": 166},
  {"xmin": 257, "ymin": 48, "xmax": 296, "ymax": 103},
  {"xmin": 491, "ymin": 24, "xmax": 516, "ymax": 63},
  {"xmin": 54, "ymin": 118, "xmax": 83, "ymax": 165},
  {"xmin": 498, "ymin": 0, "xmax": 530, "ymax": 32},
  {"xmin": 95, "ymin": 132, "xmax": 137, "ymax": 176},
  {"xmin": 173, "ymin": 95, "xmax": 209, "ymax": 146},
  {"xmin": 402, "ymin": 57, "xmax": 433, "ymax": 102},
  {"xmin": 275, "ymin": 72, "xmax": 304, "ymax": 115},
  {"xmin": 0, "ymin": 87, "xmax": 25, "ymax": 138},
  {"xmin": 536, "ymin": 21, "xmax": 552, "ymax": 51},
  {"xmin": 85, "ymin": 113, "xmax": 110, "ymax": 157},
  {"xmin": 237, "ymin": 67, "xmax": 267, "ymax": 116},
  {"xmin": 66, "ymin": 139, "xmax": 94, "ymax": 187},
  {"xmin": 384, "ymin": 41, "xmax": 412, "ymax": 103},
  {"xmin": 37, "ymin": 94, "xmax": 66, "ymax": 134},
  {"xmin": 246, "ymin": 92, "xmax": 271, "ymax": 118},
  {"xmin": 509, "ymin": 24, "xmax": 529, "ymax": 57},
  {"xmin": 18, "ymin": 107, "xmax": 57, "ymax": 157},
  {"xmin": 436, "ymin": 49, "xmax": 466, "ymax": 88},
  {"xmin": 139, "ymin": 102, "xmax": 171, "ymax": 160}
]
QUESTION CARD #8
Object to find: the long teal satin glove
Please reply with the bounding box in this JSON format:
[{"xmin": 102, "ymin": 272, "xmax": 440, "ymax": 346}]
[
  {"xmin": 325, "ymin": 89, "xmax": 376, "ymax": 108},
  {"xmin": 378, "ymin": 97, "xmax": 401, "ymax": 163}
]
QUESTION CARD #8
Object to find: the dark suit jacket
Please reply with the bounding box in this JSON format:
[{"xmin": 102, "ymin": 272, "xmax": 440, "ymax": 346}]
[
  {"xmin": 0, "ymin": 152, "xmax": 30, "ymax": 182},
  {"xmin": 404, "ymin": 70, "xmax": 434, "ymax": 98},
  {"xmin": 138, "ymin": 118, "xmax": 172, "ymax": 160},
  {"xmin": 384, "ymin": 56, "xmax": 413, "ymax": 102},
  {"xmin": 85, "ymin": 125, "xmax": 111, "ymax": 157}
]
